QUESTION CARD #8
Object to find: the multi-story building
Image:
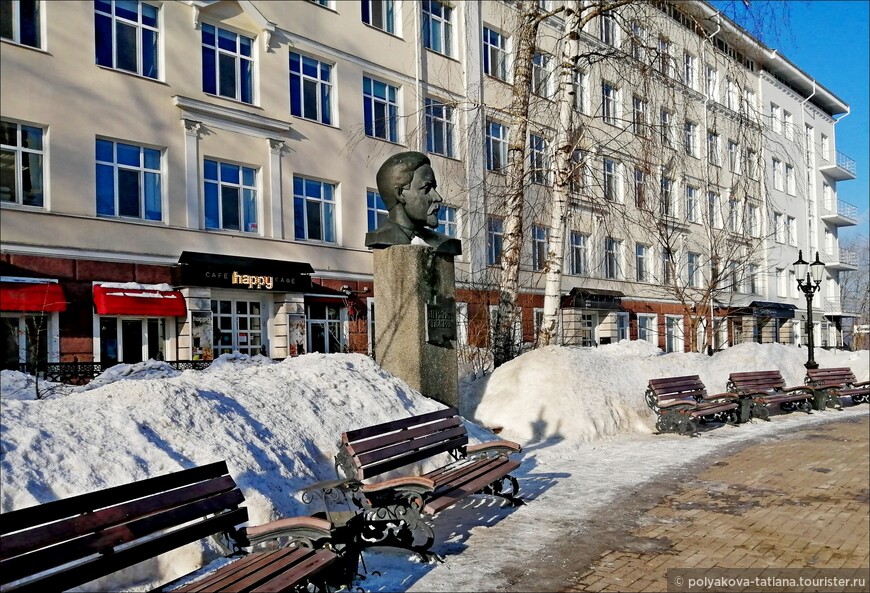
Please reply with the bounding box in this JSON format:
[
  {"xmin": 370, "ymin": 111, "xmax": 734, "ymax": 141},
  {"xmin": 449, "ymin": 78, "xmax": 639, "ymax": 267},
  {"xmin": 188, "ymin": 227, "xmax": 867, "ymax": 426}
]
[{"xmin": 1, "ymin": 0, "xmax": 859, "ymax": 373}]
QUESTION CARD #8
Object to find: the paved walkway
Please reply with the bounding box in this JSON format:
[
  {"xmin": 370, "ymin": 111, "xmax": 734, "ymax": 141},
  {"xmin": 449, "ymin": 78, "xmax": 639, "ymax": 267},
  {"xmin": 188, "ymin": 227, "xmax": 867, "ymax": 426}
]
[{"xmin": 567, "ymin": 416, "xmax": 870, "ymax": 592}]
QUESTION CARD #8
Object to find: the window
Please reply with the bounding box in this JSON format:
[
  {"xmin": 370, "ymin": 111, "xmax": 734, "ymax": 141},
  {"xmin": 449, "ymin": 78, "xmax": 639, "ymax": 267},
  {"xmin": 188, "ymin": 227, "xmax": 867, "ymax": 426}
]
[
  {"xmin": 748, "ymin": 264, "xmax": 759, "ymax": 294},
  {"xmin": 602, "ymin": 82, "xmax": 618, "ymax": 125},
  {"xmin": 99, "ymin": 317, "xmax": 165, "ymax": 364},
  {"xmin": 0, "ymin": 120, "xmax": 44, "ymax": 207},
  {"xmin": 770, "ymin": 103, "xmax": 781, "ymax": 134},
  {"xmin": 657, "ymin": 37, "xmax": 671, "ymax": 76},
  {"xmin": 202, "ymin": 24, "xmax": 253, "ymax": 103},
  {"xmin": 635, "ymin": 243, "xmax": 648, "ymax": 282},
  {"xmin": 436, "ymin": 205, "xmax": 457, "ymax": 237},
  {"xmin": 366, "ymin": 190, "xmax": 387, "ymax": 231},
  {"xmin": 725, "ymin": 77, "xmax": 737, "ymax": 110},
  {"xmin": 823, "ymin": 182, "xmax": 832, "ymax": 209},
  {"xmin": 805, "ymin": 125, "xmax": 815, "ymax": 166},
  {"xmin": 570, "ymin": 231, "xmax": 588, "ymax": 275},
  {"xmin": 783, "ymin": 110, "xmax": 793, "ymax": 140},
  {"xmin": 637, "ymin": 314, "xmax": 657, "ymax": 345},
  {"xmin": 743, "ymin": 88, "xmax": 756, "ymax": 114},
  {"xmin": 205, "ymin": 160, "xmax": 257, "ymax": 232},
  {"xmin": 661, "ymin": 248, "xmax": 673, "ymax": 285},
  {"xmin": 728, "ymin": 140, "xmax": 739, "ymax": 173},
  {"xmin": 630, "ymin": 22, "xmax": 646, "ymax": 62},
  {"xmin": 660, "ymin": 176, "xmax": 674, "ymax": 217},
  {"xmin": 704, "ymin": 64, "xmax": 718, "ymax": 101},
  {"xmin": 774, "ymin": 211, "xmax": 784, "ymax": 243},
  {"xmin": 729, "ymin": 262, "xmax": 740, "ymax": 293},
  {"xmin": 616, "ymin": 312, "xmax": 630, "ymax": 342},
  {"xmin": 574, "ymin": 71, "xmax": 587, "ymax": 114},
  {"xmin": 362, "ymin": 0, "xmax": 395, "ymax": 34},
  {"xmin": 786, "ymin": 216, "xmax": 796, "ymax": 246},
  {"xmin": 777, "ymin": 268, "xmax": 787, "ymax": 297},
  {"xmin": 532, "ymin": 52, "xmax": 551, "ymax": 98},
  {"xmin": 604, "ymin": 237, "xmax": 621, "ymax": 279},
  {"xmin": 772, "ymin": 158, "xmax": 783, "ymax": 190},
  {"xmin": 569, "ymin": 149, "xmax": 586, "ymax": 193},
  {"xmin": 748, "ymin": 204, "xmax": 759, "ymax": 237},
  {"xmin": 821, "ymin": 134, "xmax": 830, "ymax": 160},
  {"xmin": 665, "ymin": 315, "xmax": 683, "ymax": 353},
  {"xmin": 530, "ymin": 133, "xmax": 548, "ymax": 184},
  {"xmin": 728, "ymin": 198, "xmax": 739, "ymax": 232},
  {"xmin": 2, "ymin": 0, "xmax": 40, "ymax": 47},
  {"xmin": 2, "ymin": 312, "xmax": 56, "ymax": 369},
  {"xmin": 707, "ymin": 131, "xmax": 720, "ymax": 166},
  {"xmin": 687, "ymin": 252, "xmax": 701, "ymax": 287},
  {"xmin": 660, "ymin": 109, "xmax": 674, "ymax": 147},
  {"xmin": 789, "ymin": 270, "xmax": 798, "ymax": 298},
  {"xmin": 307, "ymin": 0, "xmax": 331, "ymax": 6},
  {"xmin": 486, "ymin": 120, "xmax": 508, "ymax": 172},
  {"xmin": 785, "ymin": 164, "xmax": 795, "ymax": 195},
  {"xmin": 707, "ymin": 191, "xmax": 721, "ymax": 228},
  {"xmin": 685, "ymin": 185, "xmax": 698, "ymax": 223},
  {"xmin": 293, "ymin": 176, "xmax": 335, "ymax": 242},
  {"xmin": 633, "ymin": 167, "xmax": 645, "ymax": 207},
  {"xmin": 531, "ymin": 224, "xmax": 547, "ymax": 271},
  {"xmin": 487, "ymin": 217, "xmax": 504, "ymax": 265},
  {"xmin": 422, "ymin": 0, "xmax": 452, "ymax": 56},
  {"xmin": 632, "ymin": 96, "xmax": 647, "ymax": 136},
  {"xmin": 603, "ymin": 158, "xmax": 618, "ymax": 201},
  {"xmin": 683, "ymin": 52, "xmax": 696, "ymax": 89},
  {"xmin": 425, "ymin": 98, "xmax": 454, "ymax": 157},
  {"xmin": 363, "ymin": 76, "xmax": 399, "ymax": 142},
  {"xmin": 96, "ymin": 139, "xmax": 161, "ymax": 220},
  {"xmin": 483, "ymin": 27, "xmax": 509, "ymax": 81},
  {"xmin": 290, "ymin": 52, "xmax": 333, "ymax": 124},
  {"xmin": 745, "ymin": 149, "xmax": 758, "ymax": 179},
  {"xmin": 95, "ymin": 0, "xmax": 159, "ymax": 79},
  {"xmin": 684, "ymin": 121, "xmax": 697, "ymax": 156},
  {"xmin": 600, "ymin": 10, "xmax": 617, "ymax": 46}
]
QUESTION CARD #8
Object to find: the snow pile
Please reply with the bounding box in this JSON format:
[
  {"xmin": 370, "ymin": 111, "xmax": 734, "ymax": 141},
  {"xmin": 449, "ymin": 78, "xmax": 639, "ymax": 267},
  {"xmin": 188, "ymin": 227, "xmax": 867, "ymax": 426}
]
[
  {"xmin": 78, "ymin": 359, "xmax": 183, "ymax": 391},
  {"xmin": 0, "ymin": 370, "xmax": 67, "ymax": 401},
  {"xmin": 474, "ymin": 342, "xmax": 869, "ymax": 444}
]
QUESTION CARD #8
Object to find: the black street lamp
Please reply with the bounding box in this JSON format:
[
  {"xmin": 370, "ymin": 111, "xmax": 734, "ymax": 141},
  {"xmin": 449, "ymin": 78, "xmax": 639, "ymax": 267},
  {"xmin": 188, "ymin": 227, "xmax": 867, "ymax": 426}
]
[{"xmin": 792, "ymin": 250, "xmax": 825, "ymax": 369}]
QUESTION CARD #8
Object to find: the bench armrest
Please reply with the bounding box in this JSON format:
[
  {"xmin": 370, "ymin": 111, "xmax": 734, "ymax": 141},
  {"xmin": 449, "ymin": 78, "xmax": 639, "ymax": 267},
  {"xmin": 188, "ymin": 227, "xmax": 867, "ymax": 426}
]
[
  {"xmin": 360, "ymin": 476, "xmax": 435, "ymax": 495},
  {"xmin": 240, "ymin": 516, "xmax": 334, "ymax": 548},
  {"xmin": 854, "ymin": 380, "xmax": 869, "ymax": 388},
  {"xmin": 466, "ymin": 440, "xmax": 522, "ymax": 456},
  {"xmin": 781, "ymin": 385, "xmax": 815, "ymax": 394}
]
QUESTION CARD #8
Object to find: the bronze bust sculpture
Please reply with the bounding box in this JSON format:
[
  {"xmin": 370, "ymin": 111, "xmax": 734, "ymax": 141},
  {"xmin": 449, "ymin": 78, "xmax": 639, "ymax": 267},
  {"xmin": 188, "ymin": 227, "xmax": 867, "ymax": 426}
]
[{"xmin": 365, "ymin": 151, "xmax": 462, "ymax": 256}]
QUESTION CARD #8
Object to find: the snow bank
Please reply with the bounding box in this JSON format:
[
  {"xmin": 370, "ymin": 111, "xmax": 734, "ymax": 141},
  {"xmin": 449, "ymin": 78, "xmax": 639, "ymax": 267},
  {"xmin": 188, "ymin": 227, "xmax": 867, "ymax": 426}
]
[{"xmin": 473, "ymin": 342, "xmax": 869, "ymax": 445}]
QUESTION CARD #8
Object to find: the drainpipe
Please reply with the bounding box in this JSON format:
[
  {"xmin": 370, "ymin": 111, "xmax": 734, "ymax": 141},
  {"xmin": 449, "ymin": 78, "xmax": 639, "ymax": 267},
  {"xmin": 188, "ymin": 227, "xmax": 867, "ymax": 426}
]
[
  {"xmin": 702, "ymin": 14, "xmax": 720, "ymax": 354},
  {"xmin": 800, "ymin": 79, "xmax": 817, "ymax": 276},
  {"xmin": 414, "ymin": 3, "xmax": 424, "ymax": 152}
]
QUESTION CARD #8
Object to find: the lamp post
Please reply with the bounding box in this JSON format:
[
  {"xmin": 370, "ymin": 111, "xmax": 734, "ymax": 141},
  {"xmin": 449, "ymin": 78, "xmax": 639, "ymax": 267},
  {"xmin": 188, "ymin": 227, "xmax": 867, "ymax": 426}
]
[{"xmin": 793, "ymin": 250, "xmax": 825, "ymax": 369}]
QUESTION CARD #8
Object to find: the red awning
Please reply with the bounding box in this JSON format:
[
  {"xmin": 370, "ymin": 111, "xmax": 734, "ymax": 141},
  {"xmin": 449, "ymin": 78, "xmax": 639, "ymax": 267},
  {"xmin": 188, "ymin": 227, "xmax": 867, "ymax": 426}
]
[
  {"xmin": 93, "ymin": 285, "xmax": 187, "ymax": 317},
  {"xmin": 0, "ymin": 282, "xmax": 67, "ymax": 312}
]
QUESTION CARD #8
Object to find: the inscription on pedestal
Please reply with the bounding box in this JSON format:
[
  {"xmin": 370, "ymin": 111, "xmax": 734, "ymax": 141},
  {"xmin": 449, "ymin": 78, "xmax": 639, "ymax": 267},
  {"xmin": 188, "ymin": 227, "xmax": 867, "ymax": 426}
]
[{"xmin": 426, "ymin": 298, "xmax": 456, "ymax": 347}]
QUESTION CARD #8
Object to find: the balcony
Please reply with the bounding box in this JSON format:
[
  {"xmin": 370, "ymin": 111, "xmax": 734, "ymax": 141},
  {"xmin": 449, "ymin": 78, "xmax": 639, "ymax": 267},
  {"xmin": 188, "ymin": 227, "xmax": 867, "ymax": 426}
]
[
  {"xmin": 823, "ymin": 248, "xmax": 859, "ymax": 271},
  {"xmin": 820, "ymin": 199, "xmax": 859, "ymax": 226},
  {"xmin": 819, "ymin": 150, "xmax": 857, "ymax": 181}
]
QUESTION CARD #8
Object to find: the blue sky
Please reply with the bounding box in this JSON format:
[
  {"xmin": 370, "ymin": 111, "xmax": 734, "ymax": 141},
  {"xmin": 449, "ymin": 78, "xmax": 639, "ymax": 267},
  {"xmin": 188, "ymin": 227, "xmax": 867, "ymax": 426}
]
[{"xmin": 714, "ymin": 0, "xmax": 869, "ymax": 242}]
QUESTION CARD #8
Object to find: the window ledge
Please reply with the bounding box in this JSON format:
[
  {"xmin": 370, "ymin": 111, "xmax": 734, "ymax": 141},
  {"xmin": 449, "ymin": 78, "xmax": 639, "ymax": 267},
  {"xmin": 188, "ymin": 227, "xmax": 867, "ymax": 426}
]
[
  {"xmin": 96, "ymin": 64, "xmax": 167, "ymax": 85},
  {"xmin": 174, "ymin": 95, "xmax": 292, "ymax": 138},
  {"xmin": 0, "ymin": 39, "xmax": 49, "ymax": 54}
]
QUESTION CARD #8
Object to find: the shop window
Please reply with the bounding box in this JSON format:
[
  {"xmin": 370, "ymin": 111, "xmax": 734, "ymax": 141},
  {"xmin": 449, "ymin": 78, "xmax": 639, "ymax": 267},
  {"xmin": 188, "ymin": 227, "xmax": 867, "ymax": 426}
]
[
  {"xmin": 307, "ymin": 302, "xmax": 346, "ymax": 353},
  {"xmin": 98, "ymin": 317, "xmax": 164, "ymax": 364},
  {"xmin": 211, "ymin": 299, "xmax": 264, "ymax": 357},
  {"xmin": 637, "ymin": 314, "xmax": 657, "ymax": 345},
  {"xmin": 1, "ymin": 313, "xmax": 49, "ymax": 370}
]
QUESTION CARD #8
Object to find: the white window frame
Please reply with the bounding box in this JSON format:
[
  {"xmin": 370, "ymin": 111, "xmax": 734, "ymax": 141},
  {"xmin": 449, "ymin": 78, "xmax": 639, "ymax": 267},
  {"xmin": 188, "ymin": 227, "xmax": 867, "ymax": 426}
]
[
  {"xmin": 687, "ymin": 252, "xmax": 701, "ymax": 287},
  {"xmin": 95, "ymin": 138, "xmax": 163, "ymax": 221},
  {"xmin": 600, "ymin": 10, "xmax": 617, "ymax": 46},
  {"xmin": 486, "ymin": 120, "xmax": 509, "ymax": 172},
  {"xmin": 95, "ymin": 0, "xmax": 160, "ymax": 79},
  {"xmin": 637, "ymin": 313, "xmax": 657, "ymax": 345},
  {"xmin": 772, "ymin": 158, "xmax": 783, "ymax": 191},
  {"xmin": 603, "ymin": 158, "xmax": 619, "ymax": 202},
  {"xmin": 684, "ymin": 121, "xmax": 697, "ymax": 157},
  {"xmin": 363, "ymin": 75, "xmax": 399, "ymax": 143},
  {"xmin": 683, "ymin": 52, "xmax": 696, "ymax": 90},
  {"xmin": 361, "ymin": 0, "xmax": 396, "ymax": 34},
  {"xmin": 604, "ymin": 237, "xmax": 622, "ymax": 280},
  {"xmin": 531, "ymin": 224, "xmax": 548, "ymax": 271},
  {"xmin": 770, "ymin": 103, "xmax": 782, "ymax": 134},
  {"xmin": 664, "ymin": 315, "xmax": 684, "ymax": 353},
  {"xmin": 1, "ymin": 0, "xmax": 42, "ymax": 48},
  {"xmin": 483, "ymin": 26, "xmax": 509, "ymax": 81},
  {"xmin": 487, "ymin": 216, "xmax": 504, "ymax": 266},
  {"xmin": 532, "ymin": 52, "xmax": 552, "ymax": 98},
  {"xmin": 685, "ymin": 185, "xmax": 698, "ymax": 223},
  {"xmin": 422, "ymin": 0, "xmax": 453, "ymax": 57},
  {"xmin": 707, "ymin": 131, "xmax": 720, "ymax": 166},
  {"xmin": 425, "ymin": 97, "xmax": 455, "ymax": 158},
  {"xmin": 602, "ymin": 81, "xmax": 619, "ymax": 125},
  {"xmin": 570, "ymin": 231, "xmax": 589, "ymax": 275},
  {"xmin": 574, "ymin": 70, "xmax": 588, "ymax": 114},
  {"xmin": 632, "ymin": 95, "xmax": 647, "ymax": 137},
  {"xmin": 289, "ymin": 52, "xmax": 334, "ymax": 125},
  {"xmin": 293, "ymin": 175, "xmax": 336, "ymax": 243},
  {"xmin": 436, "ymin": 204, "xmax": 458, "ymax": 238},
  {"xmin": 785, "ymin": 163, "xmax": 795, "ymax": 195},
  {"xmin": 201, "ymin": 23, "xmax": 255, "ymax": 104},
  {"xmin": 203, "ymin": 159, "xmax": 258, "ymax": 233},
  {"xmin": 530, "ymin": 133, "xmax": 549, "ymax": 185},
  {"xmin": 1, "ymin": 120, "xmax": 45, "ymax": 207},
  {"xmin": 635, "ymin": 243, "xmax": 648, "ymax": 282},
  {"xmin": 704, "ymin": 64, "xmax": 718, "ymax": 101}
]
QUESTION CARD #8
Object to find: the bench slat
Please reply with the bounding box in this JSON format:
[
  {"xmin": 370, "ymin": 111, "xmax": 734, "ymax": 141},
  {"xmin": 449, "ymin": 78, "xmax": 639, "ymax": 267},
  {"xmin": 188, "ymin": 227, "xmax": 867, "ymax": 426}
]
[
  {"xmin": 250, "ymin": 549, "xmax": 339, "ymax": 593},
  {"xmin": 3, "ymin": 508, "xmax": 248, "ymax": 593},
  {"xmin": 343, "ymin": 408, "xmax": 458, "ymax": 443},
  {"xmin": 1, "ymin": 489, "xmax": 246, "ymax": 584},
  {"xmin": 425, "ymin": 458, "xmax": 521, "ymax": 515},
  {"xmin": 1, "ymin": 475, "xmax": 238, "ymax": 560},
  {"xmin": 176, "ymin": 547, "xmax": 314, "ymax": 593},
  {"xmin": 352, "ymin": 425, "xmax": 467, "ymax": 469},
  {"xmin": 344, "ymin": 417, "xmax": 463, "ymax": 456},
  {"xmin": 358, "ymin": 434, "xmax": 469, "ymax": 479},
  {"xmin": 0, "ymin": 461, "xmax": 230, "ymax": 536}
]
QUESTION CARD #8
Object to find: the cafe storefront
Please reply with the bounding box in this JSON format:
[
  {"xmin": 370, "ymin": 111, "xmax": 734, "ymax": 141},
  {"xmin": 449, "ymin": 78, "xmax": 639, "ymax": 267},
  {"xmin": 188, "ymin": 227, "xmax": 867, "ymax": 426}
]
[{"xmin": 173, "ymin": 251, "xmax": 313, "ymax": 360}]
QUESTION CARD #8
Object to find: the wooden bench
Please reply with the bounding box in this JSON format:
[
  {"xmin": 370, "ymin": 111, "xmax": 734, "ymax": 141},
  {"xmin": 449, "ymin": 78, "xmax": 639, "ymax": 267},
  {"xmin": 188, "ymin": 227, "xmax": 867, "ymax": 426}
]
[
  {"xmin": 806, "ymin": 367, "xmax": 870, "ymax": 407},
  {"xmin": 726, "ymin": 370, "xmax": 818, "ymax": 419},
  {"xmin": 645, "ymin": 375, "xmax": 742, "ymax": 435},
  {"xmin": 0, "ymin": 461, "xmax": 344, "ymax": 593},
  {"xmin": 324, "ymin": 407, "xmax": 522, "ymax": 554}
]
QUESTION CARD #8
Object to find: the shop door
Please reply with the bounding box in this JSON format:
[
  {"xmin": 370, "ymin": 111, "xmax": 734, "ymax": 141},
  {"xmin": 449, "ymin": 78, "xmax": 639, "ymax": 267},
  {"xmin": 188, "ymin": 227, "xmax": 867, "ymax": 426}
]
[
  {"xmin": 579, "ymin": 313, "xmax": 596, "ymax": 347},
  {"xmin": 306, "ymin": 302, "xmax": 346, "ymax": 354},
  {"xmin": 212, "ymin": 299, "xmax": 265, "ymax": 356},
  {"xmin": 121, "ymin": 320, "xmax": 144, "ymax": 364},
  {"xmin": 99, "ymin": 317, "xmax": 165, "ymax": 364}
]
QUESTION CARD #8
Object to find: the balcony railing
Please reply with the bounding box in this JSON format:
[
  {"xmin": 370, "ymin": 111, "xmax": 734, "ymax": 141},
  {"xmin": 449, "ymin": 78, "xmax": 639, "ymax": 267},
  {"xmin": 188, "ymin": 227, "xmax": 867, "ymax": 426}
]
[
  {"xmin": 836, "ymin": 150, "xmax": 857, "ymax": 176},
  {"xmin": 840, "ymin": 248, "xmax": 859, "ymax": 267}
]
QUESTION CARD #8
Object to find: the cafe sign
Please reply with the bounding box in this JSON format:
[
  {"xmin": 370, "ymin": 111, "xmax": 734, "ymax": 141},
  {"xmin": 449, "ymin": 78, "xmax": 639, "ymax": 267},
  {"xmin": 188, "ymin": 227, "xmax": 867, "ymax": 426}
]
[{"xmin": 176, "ymin": 251, "xmax": 313, "ymax": 292}]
